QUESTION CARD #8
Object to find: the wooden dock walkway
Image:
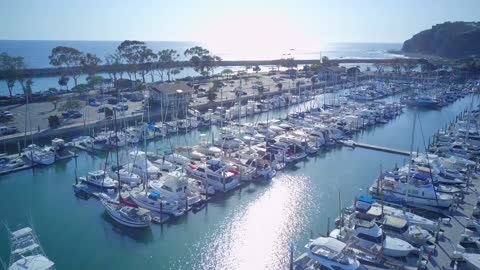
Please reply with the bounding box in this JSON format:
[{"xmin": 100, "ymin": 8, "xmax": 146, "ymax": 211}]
[{"xmin": 352, "ymin": 142, "xmax": 410, "ymax": 156}]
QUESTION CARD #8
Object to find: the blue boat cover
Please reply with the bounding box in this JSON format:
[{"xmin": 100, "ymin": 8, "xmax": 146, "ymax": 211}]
[
  {"xmin": 148, "ymin": 191, "xmax": 160, "ymax": 200},
  {"xmin": 357, "ymin": 195, "xmax": 374, "ymax": 204},
  {"xmin": 412, "ymin": 172, "xmax": 430, "ymax": 181}
]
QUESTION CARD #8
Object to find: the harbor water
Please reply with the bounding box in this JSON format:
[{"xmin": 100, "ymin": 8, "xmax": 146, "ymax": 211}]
[{"xmin": 0, "ymin": 94, "xmax": 477, "ymax": 269}]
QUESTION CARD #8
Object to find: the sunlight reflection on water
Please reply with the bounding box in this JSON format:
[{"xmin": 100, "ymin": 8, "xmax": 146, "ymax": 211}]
[{"xmin": 193, "ymin": 174, "xmax": 313, "ymax": 270}]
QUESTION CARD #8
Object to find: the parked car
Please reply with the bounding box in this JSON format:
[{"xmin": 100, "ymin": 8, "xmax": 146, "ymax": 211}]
[
  {"xmin": 62, "ymin": 110, "xmax": 82, "ymax": 119},
  {"xmin": 0, "ymin": 125, "xmax": 17, "ymax": 136},
  {"xmin": 89, "ymin": 100, "xmax": 101, "ymax": 107},
  {"xmin": 1, "ymin": 111, "xmax": 13, "ymax": 118},
  {"xmin": 107, "ymin": 98, "xmax": 118, "ymax": 105},
  {"xmin": 113, "ymin": 104, "xmax": 128, "ymax": 111}
]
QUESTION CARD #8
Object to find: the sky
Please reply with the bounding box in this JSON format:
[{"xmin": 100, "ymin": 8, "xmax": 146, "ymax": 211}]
[{"xmin": 1, "ymin": 0, "xmax": 479, "ymax": 50}]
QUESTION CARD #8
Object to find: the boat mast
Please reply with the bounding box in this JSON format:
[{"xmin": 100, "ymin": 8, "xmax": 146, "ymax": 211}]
[
  {"xmin": 407, "ymin": 112, "xmax": 417, "ymax": 184},
  {"xmin": 114, "ymin": 109, "xmax": 121, "ymax": 193}
]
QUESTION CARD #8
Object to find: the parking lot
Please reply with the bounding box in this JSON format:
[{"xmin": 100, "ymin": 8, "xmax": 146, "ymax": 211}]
[{"xmin": 0, "ymin": 71, "xmax": 314, "ymax": 136}]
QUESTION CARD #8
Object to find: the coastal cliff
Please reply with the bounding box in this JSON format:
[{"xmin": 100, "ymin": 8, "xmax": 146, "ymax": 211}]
[{"xmin": 402, "ymin": 21, "xmax": 480, "ymax": 58}]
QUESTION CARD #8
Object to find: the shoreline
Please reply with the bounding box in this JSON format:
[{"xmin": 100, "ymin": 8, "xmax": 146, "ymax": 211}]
[{"xmin": 0, "ymin": 58, "xmax": 422, "ymax": 80}]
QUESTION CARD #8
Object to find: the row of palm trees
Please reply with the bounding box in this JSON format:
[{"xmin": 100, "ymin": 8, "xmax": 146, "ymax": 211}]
[{"xmin": 0, "ymin": 41, "xmax": 222, "ymax": 97}]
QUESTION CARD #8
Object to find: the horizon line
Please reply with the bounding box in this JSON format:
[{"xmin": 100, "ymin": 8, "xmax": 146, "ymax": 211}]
[{"xmin": 0, "ymin": 39, "xmax": 405, "ymax": 44}]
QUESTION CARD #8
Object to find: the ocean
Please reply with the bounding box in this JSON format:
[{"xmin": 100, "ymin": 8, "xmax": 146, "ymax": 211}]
[
  {"xmin": 0, "ymin": 41, "xmax": 402, "ymax": 96},
  {"xmin": 0, "ymin": 40, "xmax": 402, "ymax": 68}
]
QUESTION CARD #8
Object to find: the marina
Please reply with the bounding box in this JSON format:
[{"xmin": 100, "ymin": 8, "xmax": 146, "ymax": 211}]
[
  {"xmin": 1, "ymin": 74, "xmax": 479, "ymax": 269},
  {"xmin": 1, "ymin": 4, "xmax": 480, "ymax": 268}
]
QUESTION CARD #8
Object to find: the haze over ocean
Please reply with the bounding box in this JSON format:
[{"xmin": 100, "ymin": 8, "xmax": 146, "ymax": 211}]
[{"xmin": 0, "ymin": 40, "xmax": 402, "ymax": 68}]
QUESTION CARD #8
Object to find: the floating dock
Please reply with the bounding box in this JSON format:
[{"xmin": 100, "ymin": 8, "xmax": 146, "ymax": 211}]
[{"xmin": 350, "ymin": 141, "xmax": 410, "ymax": 156}]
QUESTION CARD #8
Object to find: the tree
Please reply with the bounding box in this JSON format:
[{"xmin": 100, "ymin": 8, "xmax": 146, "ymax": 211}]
[
  {"xmin": 184, "ymin": 46, "xmax": 222, "ymax": 77},
  {"xmin": 49, "ymin": 46, "xmax": 83, "ymax": 86},
  {"xmin": 117, "ymin": 40, "xmax": 150, "ymax": 82},
  {"xmin": 59, "ymin": 100, "xmax": 81, "ymax": 111},
  {"xmin": 104, "ymin": 107, "xmax": 113, "ymax": 118},
  {"xmin": 420, "ymin": 61, "xmax": 436, "ymax": 73},
  {"xmin": 373, "ymin": 63, "xmax": 384, "ymax": 73},
  {"xmin": 105, "ymin": 52, "xmax": 124, "ymax": 84},
  {"xmin": 138, "ymin": 47, "xmax": 157, "ymax": 83},
  {"xmin": 321, "ymin": 56, "xmax": 330, "ymax": 65},
  {"xmin": 221, "ymin": 68, "xmax": 233, "ymax": 78},
  {"xmin": 206, "ymin": 86, "xmax": 218, "ymax": 102},
  {"xmin": 257, "ymin": 85, "xmax": 265, "ymax": 97},
  {"xmin": 276, "ymin": 82, "xmax": 283, "ymax": 91},
  {"xmin": 81, "ymin": 53, "xmax": 102, "ymax": 79},
  {"xmin": 86, "ymin": 75, "xmax": 104, "ymax": 89},
  {"xmin": 310, "ymin": 76, "xmax": 317, "ymax": 91},
  {"xmin": 253, "ymin": 65, "xmax": 261, "ymax": 73},
  {"xmin": 58, "ymin": 75, "xmax": 70, "ymax": 90},
  {"xmin": 157, "ymin": 49, "xmax": 180, "ymax": 82},
  {"xmin": 403, "ymin": 62, "xmax": 417, "ymax": 74},
  {"xmin": 48, "ymin": 96, "xmax": 61, "ymax": 110},
  {"xmin": 48, "ymin": 115, "xmax": 60, "ymax": 128},
  {"xmin": 169, "ymin": 68, "xmax": 182, "ymax": 81},
  {"xmin": 0, "ymin": 53, "xmax": 25, "ymax": 97}
]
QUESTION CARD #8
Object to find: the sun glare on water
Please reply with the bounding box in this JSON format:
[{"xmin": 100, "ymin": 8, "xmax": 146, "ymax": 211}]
[{"xmin": 192, "ymin": 174, "xmax": 312, "ymax": 270}]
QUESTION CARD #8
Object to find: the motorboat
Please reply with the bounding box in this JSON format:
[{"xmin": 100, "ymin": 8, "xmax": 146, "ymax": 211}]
[
  {"xmin": 23, "ymin": 144, "xmax": 55, "ymax": 165},
  {"xmin": 126, "ymin": 151, "xmax": 161, "ymax": 179},
  {"xmin": 6, "ymin": 227, "xmax": 55, "ymax": 270},
  {"xmin": 108, "ymin": 165, "xmax": 142, "ymax": 185},
  {"xmin": 102, "ymin": 199, "xmax": 151, "ymax": 228},
  {"xmin": 355, "ymin": 195, "xmax": 439, "ymax": 233},
  {"xmin": 188, "ymin": 178, "xmax": 215, "ymax": 196},
  {"xmin": 80, "ymin": 170, "xmax": 118, "ymax": 190},
  {"xmin": 369, "ymin": 177, "xmax": 454, "ymax": 209},
  {"xmin": 128, "ymin": 189, "xmax": 184, "ymax": 217},
  {"xmin": 148, "ymin": 171, "xmax": 203, "ymax": 206},
  {"xmin": 305, "ymin": 236, "xmax": 363, "ymax": 270},
  {"xmin": 151, "ymin": 158, "xmax": 178, "ymax": 172},
  {"xmin": 0, "ymin": 154, "xmax": 24, "ymax": 172},
  {"xmin": 338, "ymin": 215, "xmax": 416, "ymax": 257},
  {"xmin": 185, "ymin": 160, "xmax": 240, "ymax": 192}
]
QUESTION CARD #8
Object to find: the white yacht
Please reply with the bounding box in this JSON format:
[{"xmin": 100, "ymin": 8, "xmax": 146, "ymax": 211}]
[
  {"xmin": 101, "ymin": 199, "xmax": 151, "ymax": 228},
  {"xmin": 381, "ymin": 215, "xmax": 434, "ymax": 246},
  {"xmin": 23, "ymin": 144, "xmax": 55, "ymax": 165},
  {"xmin": 188, "ymin": 178, "xmax": 215, "ymax": 196},
  {"xmin": 7, "ymin": 227, "xmax": 55, "ymax": 270},
  {"xmin": 126, "ymin": 151, "xmax": 161, "ymax": 179},
  {"xmin": 107, "ymin": 165, "xmax": 142, "ymax": 185},
  {"xmin": 355, "ymin": 195, "xmax": 439, "ymax": 233},
  {"xmin": 151, "ymin": 158, "xmax": 178, "ymax": 172},
  {"xmin": 306, "ymin": 236, "xmax": 364, "ymax": 270},
  {"xmin": 80, "ymin": 170, "xmax": 118, "ymax": 190},
  {"xmin": 338, "ymin": 216, "xmax": 416, "ymax": 257},
  {"xmin": 369, "ymin": 177, "xmax": 454, "ymax": 209},
  {"xmin": 128, "ymin": 189, "xmax": 184, "ymax": 217},
  {"xmin": 149, "ymin": 171, "xmax": 203, "ymax": 206},
  {"xmin": 185, "ymin": 160, "xmax": 240, "ymax": 192}
]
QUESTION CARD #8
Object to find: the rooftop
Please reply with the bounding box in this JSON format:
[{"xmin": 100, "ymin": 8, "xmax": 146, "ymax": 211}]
[{"xmin": 151, "ymin": 82, "xmax": 194, "ymax": 95}]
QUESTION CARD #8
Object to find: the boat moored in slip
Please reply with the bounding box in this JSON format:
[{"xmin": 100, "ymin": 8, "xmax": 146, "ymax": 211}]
[
  {"xmin": 80, "ymin": 170, "xmax": 119, "ymax": 190},
  {"xmin": 101, "ymin": 199, "xmax": 152, "ymax": 228},
  {"xmin": 6, "ymin": 226, "xmax": 55, "ymax": 270},
  {"xmin": 128, "ymin": 189, "xmax": 185, "ymax": 217},
  {"xmin": 23, "ymin": 144, "xmax": 55, "ymax": 165}
]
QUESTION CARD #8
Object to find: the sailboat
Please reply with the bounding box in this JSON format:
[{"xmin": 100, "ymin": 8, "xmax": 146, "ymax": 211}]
[{"xmin": 101, "ymin": 109, "xmax": 151, "ymax": 228}]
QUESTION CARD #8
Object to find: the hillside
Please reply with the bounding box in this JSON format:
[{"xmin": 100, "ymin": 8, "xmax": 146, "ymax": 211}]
[{"xmin": 402, "ymin": 21, "xmax": 480, "ymax": 58}]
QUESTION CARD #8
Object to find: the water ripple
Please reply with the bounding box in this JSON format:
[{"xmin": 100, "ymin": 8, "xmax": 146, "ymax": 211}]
[{"xmin": 188, "ymin": 174, "xmax": 313, "ymax": 270}]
